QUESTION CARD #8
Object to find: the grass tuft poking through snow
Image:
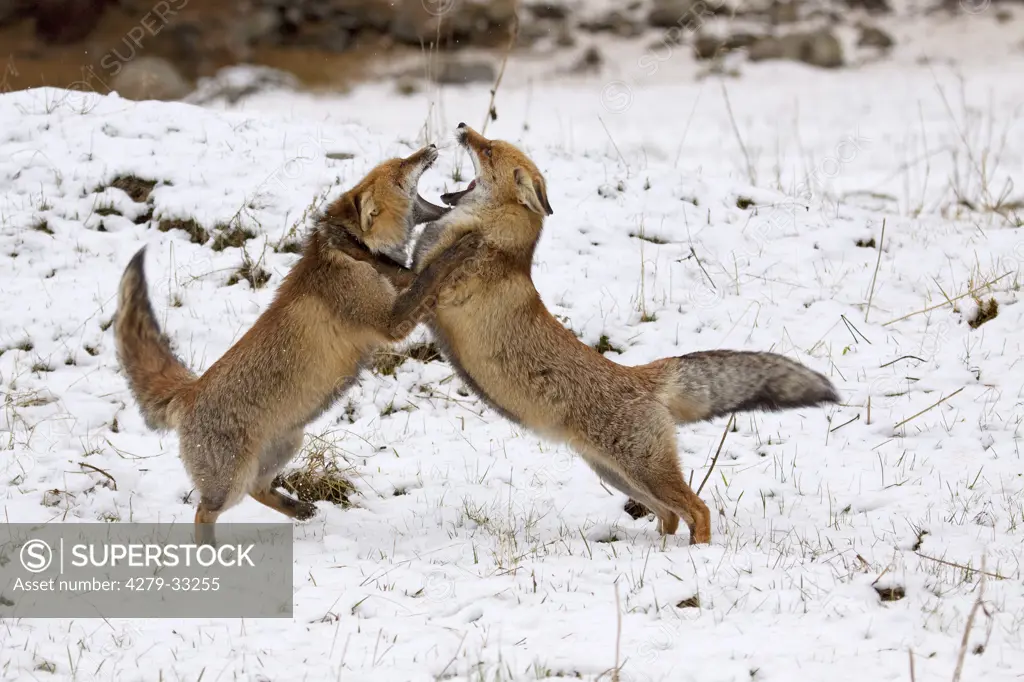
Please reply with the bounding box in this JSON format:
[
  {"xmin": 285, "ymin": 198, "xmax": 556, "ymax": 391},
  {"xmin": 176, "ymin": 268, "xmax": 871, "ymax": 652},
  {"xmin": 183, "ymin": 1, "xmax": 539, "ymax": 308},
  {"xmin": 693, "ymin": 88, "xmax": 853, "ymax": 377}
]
[
  {"xmin": 1, "ymin": 82, "xmax": 1022, "ymax": 681},
  {"xmin": 274, "ymin": 441, "xmax": 357, "ymax": 509}
]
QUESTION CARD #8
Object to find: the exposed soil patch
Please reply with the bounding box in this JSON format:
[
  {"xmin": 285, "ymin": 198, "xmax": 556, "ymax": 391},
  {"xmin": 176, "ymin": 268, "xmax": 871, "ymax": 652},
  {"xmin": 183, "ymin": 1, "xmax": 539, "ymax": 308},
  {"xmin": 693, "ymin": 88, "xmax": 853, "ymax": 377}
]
[{"xmin": 158, "ymin": 218, "xmax": 208, "ymax": 245}]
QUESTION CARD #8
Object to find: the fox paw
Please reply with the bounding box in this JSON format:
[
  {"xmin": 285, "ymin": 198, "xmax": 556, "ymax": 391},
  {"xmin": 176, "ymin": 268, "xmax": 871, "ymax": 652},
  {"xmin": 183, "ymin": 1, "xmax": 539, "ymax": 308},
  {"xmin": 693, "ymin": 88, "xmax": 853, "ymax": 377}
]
[
  {"xmin": 294, "ymin": 500, "xmax": 318, "ymax": 521},
  {"xmin": 623, "ymin": 498, "xmax": 650, "ymax": 520}
]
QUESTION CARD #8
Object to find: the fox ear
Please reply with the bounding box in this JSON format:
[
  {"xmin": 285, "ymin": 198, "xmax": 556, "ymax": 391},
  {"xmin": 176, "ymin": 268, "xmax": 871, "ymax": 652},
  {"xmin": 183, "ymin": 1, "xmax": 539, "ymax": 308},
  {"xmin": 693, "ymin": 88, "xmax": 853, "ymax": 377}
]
[
  {"xmin": 357, "ymin": 193, "xmax": 378, "ymax": 232},
  {"xmin": 327, "ymin": 192, "xmax": 360, "ymax": 230},
  {"xmin": 514, "ymin": 168, "xmax": 553, "ymax": 216}
]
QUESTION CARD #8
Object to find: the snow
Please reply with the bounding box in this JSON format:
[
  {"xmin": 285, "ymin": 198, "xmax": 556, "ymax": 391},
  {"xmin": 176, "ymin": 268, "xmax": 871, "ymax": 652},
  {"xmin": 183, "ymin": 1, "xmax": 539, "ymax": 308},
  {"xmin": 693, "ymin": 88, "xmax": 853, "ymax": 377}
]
[{"xmin": 2, "ymin": 43, "xmax": 1024, "ymax": 681}]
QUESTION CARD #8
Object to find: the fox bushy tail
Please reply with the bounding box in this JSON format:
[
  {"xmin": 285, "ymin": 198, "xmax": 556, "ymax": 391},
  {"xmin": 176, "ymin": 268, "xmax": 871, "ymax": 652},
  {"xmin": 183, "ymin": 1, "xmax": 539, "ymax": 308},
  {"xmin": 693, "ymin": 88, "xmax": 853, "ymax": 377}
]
[
  {"xmin": 662, "ymin": 350, "xmax": 839, "ymax": 424},
  {"xmin": 114, "ymin": 247, "xmax": 196, "ymax": 431}
]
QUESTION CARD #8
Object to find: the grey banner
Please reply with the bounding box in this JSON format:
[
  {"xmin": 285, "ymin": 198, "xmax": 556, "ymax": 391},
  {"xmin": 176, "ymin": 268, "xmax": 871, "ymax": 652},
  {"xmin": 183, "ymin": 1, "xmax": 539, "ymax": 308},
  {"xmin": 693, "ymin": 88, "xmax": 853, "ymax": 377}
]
[{"xmin": 0, "ymin": 523, "xmax": 293, "ymax": 618}]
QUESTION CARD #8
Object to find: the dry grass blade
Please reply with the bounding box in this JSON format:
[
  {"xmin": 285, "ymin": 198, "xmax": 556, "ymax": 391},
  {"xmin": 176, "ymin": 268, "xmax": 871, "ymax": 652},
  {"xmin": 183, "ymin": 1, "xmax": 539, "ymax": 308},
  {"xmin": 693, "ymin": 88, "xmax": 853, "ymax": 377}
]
[
  {"xmin": 697, "ymin": 413, "xmax": 735, "ymax": 495},
  {"xmin": 598, "ymin": 114, "xmax": 629, "ymax": 176},
  {"xmin": 718, "ymin": 78, "xmax": 755, "ymax": 184},
  {"xmin": 865, "ymin": 218, "xmax": 886, "ymax": 323},
  {"xmin": 915, "ymin": 551, "xmax": 1007, "ymax": 581},
  {"xmin": 951, "ymin": 556, "xmax": 987, "ymax": 682},
  {"xmin": 613, "ymin": 581, "xmax": 622, "ymax": 682},
  {"xmin": 274, "ymin": 444, "xmax": 357, "ymax": 507},
  {"xmin": 370, "ymin": 341, "xmax": 441, "ymax": 376},
  {"xmin": 893, "ymin": 387, "xmax": 964, "ymax": 431},
  {"xmin": 597, "ymin": 581, "xmax": 624, "ymax": 681},
  {"xmin": 882, "ymin": 272, "xmax": 1011, "ymax": 327}
]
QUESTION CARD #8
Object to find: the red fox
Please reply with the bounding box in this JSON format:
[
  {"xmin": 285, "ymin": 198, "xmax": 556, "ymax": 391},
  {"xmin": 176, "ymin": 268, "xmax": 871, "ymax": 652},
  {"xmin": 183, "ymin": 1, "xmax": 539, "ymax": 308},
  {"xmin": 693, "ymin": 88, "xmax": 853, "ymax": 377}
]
[
  {"xmin": 114, "ymin": 144, "xmax": 481, "ymax": 546},
  {"xmin": 407, "ymin": 124, "xmax": 840, "ymax": 545}
]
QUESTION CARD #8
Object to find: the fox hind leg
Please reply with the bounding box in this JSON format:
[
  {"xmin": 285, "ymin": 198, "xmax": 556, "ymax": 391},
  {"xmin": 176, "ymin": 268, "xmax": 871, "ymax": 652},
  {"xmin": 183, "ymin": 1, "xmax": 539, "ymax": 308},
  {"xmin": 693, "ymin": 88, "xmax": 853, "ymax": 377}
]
[
  {"xmin": 579, "ymin": 446, "xmax": 690, "ymax": 539},
  {"xmin": 251, "ymin": 488, "xmax": 317, "ymax": 520},
  {"xmin": 636, "ymin": 446, "xmax": 711, "ymax": 544},
  {"xmin": 185, "ymin": 439, "xmax": 260, "ymax": 547},
  {"xmin": 195, "ymin": 503, "xmax": 222, "ymax": 547},
  {"xmin": 251, "ymin": 429, "xmax": 317, "ymax": 521},
  {"xmin": 587, "ymin": 429, "xmax": 711, "ymax": 544}
]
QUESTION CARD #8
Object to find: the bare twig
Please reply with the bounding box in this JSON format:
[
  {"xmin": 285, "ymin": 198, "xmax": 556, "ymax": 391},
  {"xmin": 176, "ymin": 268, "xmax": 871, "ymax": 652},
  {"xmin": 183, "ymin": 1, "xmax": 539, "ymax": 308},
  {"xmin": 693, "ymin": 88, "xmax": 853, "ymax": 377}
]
[
  {"xmin": 480, "ymin": 1, "xmax": 519, "ymax": 135},
  {"xmin": 698, "ymin": 414, "xmax": 735, "ymax": 495},
  {"xmin": 865, "ymin": 218, "xmax": 886, "ymax": 323},
  {"xmin": 78, "ymin": 462, "xmax": 117, "ymax": 490},
  {"xmin": 841, "ymin": 314, "xmax": 872, "ymax": 344}
]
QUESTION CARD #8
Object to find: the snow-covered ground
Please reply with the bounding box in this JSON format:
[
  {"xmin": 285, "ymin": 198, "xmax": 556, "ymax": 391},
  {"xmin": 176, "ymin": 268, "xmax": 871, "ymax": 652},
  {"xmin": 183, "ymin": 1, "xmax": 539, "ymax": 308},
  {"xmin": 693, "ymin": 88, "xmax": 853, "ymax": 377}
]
[{"xmin": 2, "ymin": 43, "xmax": 1024, "ymax": 681}]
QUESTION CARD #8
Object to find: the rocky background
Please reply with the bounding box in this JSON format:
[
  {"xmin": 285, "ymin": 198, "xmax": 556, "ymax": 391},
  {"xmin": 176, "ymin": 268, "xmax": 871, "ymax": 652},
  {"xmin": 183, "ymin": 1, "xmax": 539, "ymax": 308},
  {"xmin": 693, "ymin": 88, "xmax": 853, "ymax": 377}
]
[{"xmin": 0, "ymin": 0, "xmax": 1021, "ymax": 102}]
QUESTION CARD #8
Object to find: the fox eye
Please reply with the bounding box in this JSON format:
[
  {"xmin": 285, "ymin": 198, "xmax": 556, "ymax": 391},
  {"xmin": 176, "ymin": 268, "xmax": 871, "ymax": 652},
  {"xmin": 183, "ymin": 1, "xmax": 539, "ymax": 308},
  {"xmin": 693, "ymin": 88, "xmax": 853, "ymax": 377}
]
[{"xmin": 485, "ymin": 148, "xmax": 492, "ymax": 158}]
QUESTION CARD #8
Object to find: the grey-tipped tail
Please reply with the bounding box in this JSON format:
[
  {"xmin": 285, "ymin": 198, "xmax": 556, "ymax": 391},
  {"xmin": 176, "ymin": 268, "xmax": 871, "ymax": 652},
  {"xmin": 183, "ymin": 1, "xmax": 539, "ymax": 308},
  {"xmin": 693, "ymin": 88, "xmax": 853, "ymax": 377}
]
[
  {"xmin": 666, "ymin": 350, "xmax": 839, "ymax": 423},
  {"xmin": 114, "ymin": 246, "xmax": 196, "ymax": 431}
]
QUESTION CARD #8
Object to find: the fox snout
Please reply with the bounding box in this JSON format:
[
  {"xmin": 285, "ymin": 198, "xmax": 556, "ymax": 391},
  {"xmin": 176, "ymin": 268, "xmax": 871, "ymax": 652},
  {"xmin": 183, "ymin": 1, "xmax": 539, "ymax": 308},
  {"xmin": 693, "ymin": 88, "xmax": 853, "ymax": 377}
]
[
  {"xmin": 403, "ymin": 144, "xmax": 451, "ymax": 224},
  {"xmin": 454, "ymin": 123, "xmax": 488, "ymax": 151},
  {"xmin": 404, "ymin": 143, "xmax": 439, "ymax": 170}
]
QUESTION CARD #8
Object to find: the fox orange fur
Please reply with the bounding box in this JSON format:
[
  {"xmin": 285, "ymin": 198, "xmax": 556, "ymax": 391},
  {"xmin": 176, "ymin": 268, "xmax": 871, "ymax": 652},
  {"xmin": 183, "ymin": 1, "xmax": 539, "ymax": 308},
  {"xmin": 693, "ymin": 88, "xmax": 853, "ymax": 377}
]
[
  {"xmin": 407, "ymin": 124, "xmax": 840, "ymax": 545},
  {"xmin": 114, "ymin": 144, "xmax": 481, "ymax": 546}
]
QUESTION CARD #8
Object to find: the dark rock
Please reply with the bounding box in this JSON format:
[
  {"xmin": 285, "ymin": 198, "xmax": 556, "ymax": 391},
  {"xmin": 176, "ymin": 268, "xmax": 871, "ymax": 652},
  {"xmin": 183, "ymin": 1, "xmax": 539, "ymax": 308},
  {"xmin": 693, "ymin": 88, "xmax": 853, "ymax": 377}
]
[
  {"xmin": 649, "ymin": 0, "xmax": 695, "ymax": 28},
  {"xmin": 319, "ymin": 30, "xmax": 352, "ymax": 53},
  {"xmin": 857, "ymin": 24, "xmax": 894, "ymax": 49},
  {"xmin": 515, "ymin": 20, "xmax": 550, "ymax": 48},
  {"xmin": 570, "ymin": 45, "xmax": 603, "ymax": 74},
  {"xmin": 555, "ymin": 23, "xmax": 577, "ymax": 47},
  {"xmin": 692, "ymin": 31, "xmax": 759, "ymax": 60},
  {"xmin": 341, "ymin": 0, "xmax": 397, "ymax": 32},
  {"xmin": 139, "ymin": 15, "xmax": 251, "ymax": 81},
  {"xmin": 237, "ymin": 8, "xmax": 281, "ymax": 45},
  {"xmin": 111, "ymin": 57, "xmax": 192, "ymax": 101},
  {"xmin": 394, "ymin": 75, "xmax": 420, "ymax": 96},
  {"xmin": 391, "ymin": 0, "xmax": 516, "ymax": 48},
  {"xmin": 579, "ymin": 11, "xmax": 644, "ymax": 38},
  {"xmin": 648, "ymin": 0, "xmax": 727, "ymax": 29},
  {"xmin": 35, "ymin": 0, "xmax": 106, "ymax": 44},
  {"xmin": 436, "ymin": 59, "xmax": 496, "ymax": 85},
  {"xmin": 526, "ymin": 2, "xmax": 570, "ymax": 20},
  {"xmin": 294, "ymin": 18, "xmax": 353, "ymax": 53},
  {"xmin": 748, "ymin": 29, "xmax": 844, "ymax": 68},
  {"xmin": 843, "ymin": 0, "xmax": 891, "ymax": 12},
  {"xmin": 186, "ymin": 65, "xmax": 299, "ymax": 106},
  {"xmin": 769, "ymin": 1, "xmax": 800, "ymax": 23},
  {"xmin": 0, "ymin": 0, "xmax": 30, "ymax": 26}
]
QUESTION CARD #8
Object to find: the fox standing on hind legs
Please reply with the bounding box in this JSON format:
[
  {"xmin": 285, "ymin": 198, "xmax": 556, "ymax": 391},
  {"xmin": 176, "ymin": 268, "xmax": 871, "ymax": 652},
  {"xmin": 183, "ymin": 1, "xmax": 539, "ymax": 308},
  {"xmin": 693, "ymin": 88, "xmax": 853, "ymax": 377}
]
[
  {"xmin": 114, "ymin": 144, "xmax": 481, "ymax": 547},
  {"xmin": 409, "ymin": 123, "xmax": 840, "ymax": 545}
]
